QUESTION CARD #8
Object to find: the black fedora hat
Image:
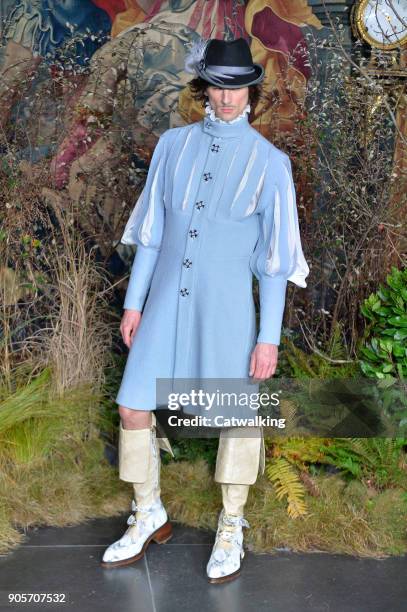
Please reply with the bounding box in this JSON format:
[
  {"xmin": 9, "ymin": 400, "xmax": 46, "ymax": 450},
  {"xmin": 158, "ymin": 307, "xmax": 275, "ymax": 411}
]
[{"xmin": 185, "ymin": 37, "xmax": 264, "ymax": 89}]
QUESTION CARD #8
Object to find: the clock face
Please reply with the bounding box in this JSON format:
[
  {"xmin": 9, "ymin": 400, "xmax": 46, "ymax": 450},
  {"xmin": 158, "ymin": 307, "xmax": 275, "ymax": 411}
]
[{"xmin": 358, "ymin": 0, "xmax": 407, "ymax": 49}]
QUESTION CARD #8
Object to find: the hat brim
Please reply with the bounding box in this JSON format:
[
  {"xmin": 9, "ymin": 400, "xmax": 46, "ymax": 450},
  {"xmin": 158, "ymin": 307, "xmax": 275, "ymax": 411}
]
[{"xmin": 195, "ymin": 63, "xmax": 264, "ymax": 89}]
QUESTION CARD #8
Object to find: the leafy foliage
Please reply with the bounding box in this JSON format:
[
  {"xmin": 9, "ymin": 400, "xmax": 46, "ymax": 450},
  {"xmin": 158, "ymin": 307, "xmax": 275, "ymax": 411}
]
[
  {"xmin": 318, "ymin": 438, "xmax": 407, "ymax": 489},
  {"xmin": 280, "ymin": 323, "xmax": 358, "ymax": 380},
  {"xmin": 359, "ymin": 266, "xmax": 407, "ymax": 379},
  {"xmin": 162, "ymin": 437, "xmax": 219, "ymax": 467}
]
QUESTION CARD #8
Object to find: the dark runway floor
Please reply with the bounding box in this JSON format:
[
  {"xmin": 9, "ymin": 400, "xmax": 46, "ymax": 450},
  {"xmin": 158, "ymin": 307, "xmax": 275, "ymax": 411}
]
[{"xmin": 0, "ymin": 514, "xmax": 406, "ymax": 612}]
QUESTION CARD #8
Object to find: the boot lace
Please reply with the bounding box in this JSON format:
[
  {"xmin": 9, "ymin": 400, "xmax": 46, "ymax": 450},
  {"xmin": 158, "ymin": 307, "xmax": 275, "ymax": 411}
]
[
  {"xmin": 215, "ymin": 511, "xmax": 250, "ymax": 545},
  {"xmin": 126, "ymin": 499, "xmax": 163, "ymax": 525}
]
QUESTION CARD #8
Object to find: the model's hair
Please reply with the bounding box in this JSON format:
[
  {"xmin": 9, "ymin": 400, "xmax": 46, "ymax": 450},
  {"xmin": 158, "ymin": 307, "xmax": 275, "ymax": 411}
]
[{"xmin": 187, "ymin": 76, "xmax": 263, "ymax": 120}]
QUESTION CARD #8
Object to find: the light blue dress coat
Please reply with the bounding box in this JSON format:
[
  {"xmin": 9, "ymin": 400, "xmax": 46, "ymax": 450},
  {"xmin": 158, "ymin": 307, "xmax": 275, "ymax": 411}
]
[{"xmin": 115, "ymin": 109, "xmax": 309, "ymax": 414}]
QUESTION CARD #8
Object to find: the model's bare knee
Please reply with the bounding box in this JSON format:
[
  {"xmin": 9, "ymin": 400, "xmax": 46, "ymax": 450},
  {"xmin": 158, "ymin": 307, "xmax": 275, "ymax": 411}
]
[{"xmin": 119, "ymin": 406, "xmax": 152, "ymax": 429}]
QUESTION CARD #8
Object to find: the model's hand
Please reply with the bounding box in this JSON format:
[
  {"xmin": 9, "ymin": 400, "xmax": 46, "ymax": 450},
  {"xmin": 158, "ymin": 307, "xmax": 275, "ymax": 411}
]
[
  {"xmin": 249, "ymin": 342, "xmax": 278, "ymax": 381},
  {"xmin": 120, "ymin": 309, "xmax": 142, "ymax": 349}
]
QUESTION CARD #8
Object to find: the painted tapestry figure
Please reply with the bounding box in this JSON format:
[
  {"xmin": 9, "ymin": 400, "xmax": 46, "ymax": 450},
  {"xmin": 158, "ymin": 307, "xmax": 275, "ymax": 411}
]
[{"xmin": 101, "ymin": 37, "xmax": 309, "ymax": 583}]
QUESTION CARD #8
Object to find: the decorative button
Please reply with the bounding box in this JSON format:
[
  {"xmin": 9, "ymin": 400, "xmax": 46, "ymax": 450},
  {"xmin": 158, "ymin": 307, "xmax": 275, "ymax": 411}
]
[
  {"xmin": 189, "ymin": 229, "xmax": 198, "ymax": 238},
  {"xmin": 195, "ymin": 201, "xmax": 205, "ymax": 210},
  {"xmin": 180, "ymin": 288, "xmax": 189, "ymax": 296},
  {"xmin": 203, "ymin": 172, "xmax": 212, "ymax": 181},
  {"xmin": 183, "ymin": 258, "xmax": 192, "ymax": 268},
  {"xmin": 211, "ymin": 144, "xmax": 220, "ymax": 153}
]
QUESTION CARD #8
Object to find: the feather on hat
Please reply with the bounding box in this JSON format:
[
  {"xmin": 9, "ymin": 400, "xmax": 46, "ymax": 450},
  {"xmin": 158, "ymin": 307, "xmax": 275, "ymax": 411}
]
[{"xmin": 184, "ymin": 37, "xmax": 210, "ymax": 76}]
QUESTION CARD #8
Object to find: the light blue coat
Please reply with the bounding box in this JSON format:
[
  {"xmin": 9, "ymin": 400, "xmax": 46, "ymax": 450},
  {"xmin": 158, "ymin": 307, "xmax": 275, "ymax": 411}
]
[{"xmin": 115, "ymin": 111, "xmax": 309, "ymax": 412}]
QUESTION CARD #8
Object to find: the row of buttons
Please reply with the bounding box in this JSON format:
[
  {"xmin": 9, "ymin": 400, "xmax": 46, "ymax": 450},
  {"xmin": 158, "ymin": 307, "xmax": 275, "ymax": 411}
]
[
  {"xmin": 179, "ymin": 199, "xmax": 203, "ymax": 295},
  {"xmin": 179, "ymin": 142, "xmax": 221, "ymax": 297}
]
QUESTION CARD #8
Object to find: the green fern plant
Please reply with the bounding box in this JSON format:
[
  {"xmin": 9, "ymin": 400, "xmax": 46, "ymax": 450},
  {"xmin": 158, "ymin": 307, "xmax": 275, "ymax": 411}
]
[
  {"xmin": 271, "ymin": 435, "xmax": 330, "ymax": 470},
  {"xmin": 266, "ymin": 457, "xmax": 307, "ymax": 518},
  {"xmin": 263, "ymin": 400, "xmax": 324, "ymax": 518},
  {"xmin": 318, "ymin": 438, "xmax": 407, "ymax": 489},
  {"xmin": 281, "ymin": 321, "xmax": 358, "ymax": 379}
]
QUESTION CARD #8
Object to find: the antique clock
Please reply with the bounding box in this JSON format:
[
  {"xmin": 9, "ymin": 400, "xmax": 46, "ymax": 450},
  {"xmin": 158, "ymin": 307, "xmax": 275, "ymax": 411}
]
[
  {"xmin": 350, "ymin": 0, "xmax": 407, "ymax": 76},
  {"xmin": 352, "ymin": 0, "xmax": 407, "ymax": 50}
]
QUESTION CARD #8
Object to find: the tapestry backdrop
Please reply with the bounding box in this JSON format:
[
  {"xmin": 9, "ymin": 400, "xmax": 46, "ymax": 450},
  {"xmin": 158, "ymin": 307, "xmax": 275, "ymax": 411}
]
[
  {"xmin": 0, "ymin": 0, "xmax": 324, "ymax": 163},
  {"xmin": 0, "ymin": 0, "xmax": 328, "ymax": 275}
]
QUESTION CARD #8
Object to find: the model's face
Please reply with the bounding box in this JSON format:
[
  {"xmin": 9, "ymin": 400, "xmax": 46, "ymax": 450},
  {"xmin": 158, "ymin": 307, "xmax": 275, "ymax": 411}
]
[{"xmin": 205, "ymin": 85, "xmax": 249, "ymax": 121}]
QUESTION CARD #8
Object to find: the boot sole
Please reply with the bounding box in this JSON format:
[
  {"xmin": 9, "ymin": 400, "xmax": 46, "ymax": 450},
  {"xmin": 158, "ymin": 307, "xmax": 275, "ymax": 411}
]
[
  {"xmin": 208, "ymin": 567, "xmax": 241, "ymax": 584},
  {"xmin": 100, "ymin": 520, "xmax": 173, "ymax": 568}
]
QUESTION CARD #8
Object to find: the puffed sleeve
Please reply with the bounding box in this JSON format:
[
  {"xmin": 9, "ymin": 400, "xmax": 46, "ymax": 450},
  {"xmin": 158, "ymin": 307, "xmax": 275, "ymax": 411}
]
[
  {"xmin": 249, "ymin": 151, "xmax": 309, "ymax": 345},
  {"xmin": 120, "ymin": 131, "xmax": 168, "ymax": 311}
]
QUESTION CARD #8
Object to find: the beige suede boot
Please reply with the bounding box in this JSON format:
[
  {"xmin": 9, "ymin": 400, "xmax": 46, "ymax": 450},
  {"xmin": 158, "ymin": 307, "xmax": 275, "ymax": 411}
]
[
  {"xmin": 101, "ymin": 416, "xmax": 172, "ymax": 568},
  {"xmin": 214, "ymin": 425, "xmax": 265, "ymax": 484}
]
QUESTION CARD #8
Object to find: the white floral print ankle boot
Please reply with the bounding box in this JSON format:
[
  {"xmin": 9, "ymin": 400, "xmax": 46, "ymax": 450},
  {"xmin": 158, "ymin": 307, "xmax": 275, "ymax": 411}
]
[
  {"xmin": 206, "ymin": 508, "xmax": 250, "ymax": 583},
  {"xmin": 101, "ymin": 419, "xmax": 172, "ymax": 568},
  {"xmin": 101, "ymin": 498, "xmax": 172, "ymax": 568}
]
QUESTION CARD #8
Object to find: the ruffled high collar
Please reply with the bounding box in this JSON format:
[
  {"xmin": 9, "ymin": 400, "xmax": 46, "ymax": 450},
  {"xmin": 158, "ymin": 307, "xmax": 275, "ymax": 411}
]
[
  {"xmin": 201, "ymin": 100, "xmax": 251, "ymax": 139},
  {"xmin": 204, "ymin": 100, "xmax": 251, "ymax": 124}
]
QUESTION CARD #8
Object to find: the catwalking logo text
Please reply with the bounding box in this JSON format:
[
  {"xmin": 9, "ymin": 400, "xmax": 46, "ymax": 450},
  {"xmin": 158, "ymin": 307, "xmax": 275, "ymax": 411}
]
[{"xmin": 167, "ymin": 414, "xmax": 286, "ymax": 428}]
